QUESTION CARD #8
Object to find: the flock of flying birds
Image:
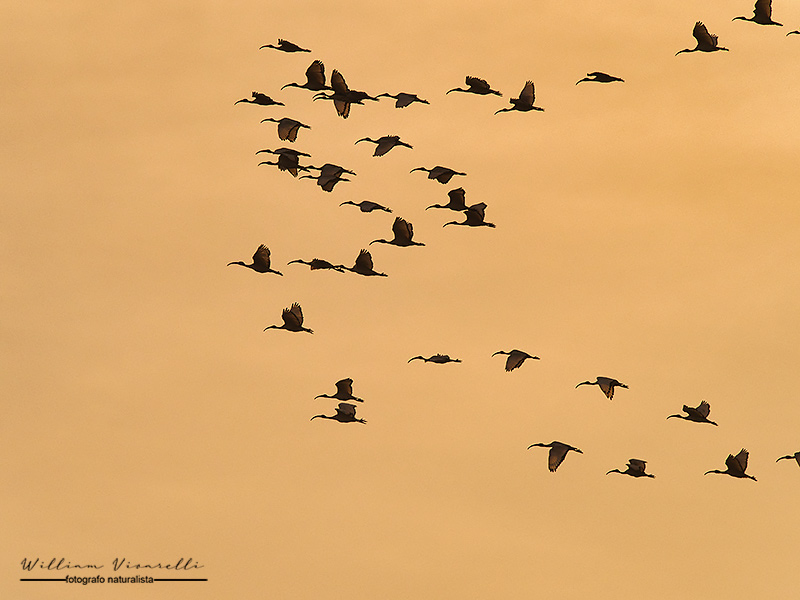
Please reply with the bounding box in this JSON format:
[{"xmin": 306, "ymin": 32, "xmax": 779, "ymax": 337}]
[{"xmin": 229, "ymin": 1, "xmax": 799, "ymax": 481}]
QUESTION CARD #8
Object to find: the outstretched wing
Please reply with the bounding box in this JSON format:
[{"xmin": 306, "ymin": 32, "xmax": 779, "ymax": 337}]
[
  {"xmin": 693, "ymin": 21, "xmax": 718, "ymax": 49},
  {"xmin": 696, "ymin": 401, "xmax": 711, "ymax": 417},
  {"xmin": 330, "ymin": 69, "xmax": 348, "ymax": 94},
  {"xmin": 466, "ymin": 76, "xmax": 492, "ymax": 92},
  {"xmin": 336, "ymin": 403, "xmax": 357, "ymax": 418},
  {"xmin": 549, "ymin": 445, "xmax": 570, "ymax": 472},
  {"xmin": 252, "ymin": 245, "xmax": 271, "ymax": 270},
  {"xmin": 282, "ymin": 303, "xmax": 303, "ymax": 328},
  {"xmin": 448, "ymin": 187, "xmax": 467, "ymax": 209},
  {"xmin": 754, "ymin": 0, "xmax": 773, "ymax": 20},
  {"xmin": 393, "ymin": 217, "xmax": 413, "ymax": 242},
  {"xmin": 355, "ymin": 249, "xmax": 374, "ymax": 271},
  {"xmin": 335, "ymin": 378, "xmax": 354, "ymax": 395},
  {"xmin": 519, "ymin": 81, "xmax": 535, "ymax": 107},
  {"xmin": 305, "ymin": 60, "xmax": 326, "ymax": 87},
  {"xmin": 628, "ymin": 459, "xmax": 647, "ymax": 474}
]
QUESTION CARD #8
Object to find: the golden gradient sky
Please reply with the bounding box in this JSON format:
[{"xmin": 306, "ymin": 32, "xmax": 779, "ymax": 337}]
[{"xmin": 4, "ymin": 1, "xmax": 800, "ymax": 598}]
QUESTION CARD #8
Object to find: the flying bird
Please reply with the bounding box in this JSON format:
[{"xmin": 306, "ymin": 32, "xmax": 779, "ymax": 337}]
[
  {"xmin": 355, "ymin": 135, "xmax": 413, "ymax": 157},
  {"xmin": 527, "ymin": 441, "xmax": 583, "ymax": 472},
  {"xmin": 443, "ymin": 203, "xmax": 495, "ymax": 228},
  {"xmin": 776, "ymin": 451, "xmax": 800, "ymax": 467},
  {"xmin": 260, "ymin": 117, "xmax": 310, "ymax": 142},
  {"xmin": 313, "ymin": 69, "xmax": 377, "ymax": 118},
  {"xmin": 339, "ymin": 249, "xmax": 387, "ymax": 277},
  {"xmin": 705, "ymin": 448, "xmax": 756, "ymax": 480},
  {"xmin": 667, "ymin": 401, "xmax": 718, "ymax": 425},
  {"xmin": 575, "ymin": 377, "xmax": 628, "ymax": 400},
  {"xmin": 227, "ymin": 245, "xmax": 283, "ymax": 275},
  {"xmin": 676, "ymin": 22, "xmax": 729, "ymax": 54},
  {"xmin": 235, "ymin": 92, "xmax": 285, "ymax": 106},
  {"xmin": 315, "ymin": 378, "xmax": 362, "ymax": 403},
  {"xmin": 259, "ymin": 38, "xmax": 311, "ymax": 52},
  {"xmin": 281, "ymin": 60, "xmax": 330, "ymax": 91},
  {"xmin": 411, "ymin": 166, "xmax": 467, "ymax": 184},
  {"xmin": 492, "ymin": 349, "xmax": 539, "ymax": 372},
  {"xmin": 426, "ymin": 187, "xmax": 468, "ymax": 211},
  {"xmin": 256, "ymin": 147, "xmax": 311, "ymax": 177},
  {"xmin": 494, "ymin": 81, "xmax": 543, "ymax": 114},
  {"xmin": 340, "ymin": 200, "xmax": 392, "ymax": 213},
  {"xmin": 607, "ymin": 459, "xmax": 655, "ymax": 478},
  {"xmin": 408, "ymin": 354, "xmax": 461, "ymax": 364},
  {"xmin": 733, "ymin": 0, "xmax": 782, "ymax": 25},
  {"xmin": 370, "ymin": 217, "xmax": 425, "ymax": 247},
  {"xmin": 303, "ymin": 163, "xmax": 356, "ymax": 192},
  {"xmin": 447, "ymin": 76, "xmax": 501, "ymax": 96},
  {"xmin": 377, "ymin": 92, "xmax": 429, "ymax": 108},
  {"xmin": 264, "ymin": 303, "xmax": 313, "ymax": 334},
  {"xmin": 311, "ymin": 402, "xmax": 366, "ymax": 424},
  {"xmin": 288, "ymin": 258, "xmax": 345, "ymax": 272},
  {"xmin": 576, "ymin": 71, "xmax": 625, "ymax": 84}
]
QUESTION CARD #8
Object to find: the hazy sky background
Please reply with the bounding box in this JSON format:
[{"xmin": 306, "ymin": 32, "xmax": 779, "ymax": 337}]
[{"xmin": 3, "ymin": 1, "xmax": 800, "ymax": 598}]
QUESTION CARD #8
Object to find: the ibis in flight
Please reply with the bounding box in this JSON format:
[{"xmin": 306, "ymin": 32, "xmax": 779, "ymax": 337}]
[
  {"xmin": 235, "ymin": 92, "xmax": 284, "ymax": 106},
  {"xmin": 377, "ymin": 92, "xmax": 429, "ymax": 108},
  {"xmin": 408, "ymin": 354, "xmax": 461, "ymax": 364},
  {"xmin": 447, "ymin": 76, "xmax": 501, "ymax": 96},
  {"xmin": 576, "ymin": 71, "xmax": 625, "ymax": 84},
  {"xmin": 667, "ymin": 401, "xmax": 718, "ymax": 425},
  {"xmin": 281, "ymin": 60, "xmax": 330, "ymax": 91},
  {"xmin": 494, "ymin": 81, "xmax": 543, "ymax": 114},
  {"xmin": 227, "ymin": 245, "xmax": 283, "ymax": 275},
  {"xmin": 260, "ymin": 39, "xmax": 310, "ymax": 52},
  {"xmin": 260, "ymin": 117, "xmax": 310, "ymax": 142},
  {"xmin": 339, "ymin": 249, "xmax": 387, "ymax": 277},
  {"xmin": 527, "ymin": 441, "xmax": 583, "ymax": 472},
  {"xmin": 607, "ymin": 459, "xmax": 655, "ymax": 478},
  {"xmin": 733, "ymin": 0, "xmax": 782, "ymax": 25},
  {"xmin": 288, "ymin": 258, "xmax": 345, "ymax": 272},
  {"xmin": 705, "ymin": 448, "xmax": 756, "ymax": 480},
  {"xmin": 311, "ymin": 403, "xmax": 366, "ymax": 424},
  {"xmin": 443, "ymin": 203, "xmax": 495, "ymax": 228},
  {"xmin": 676, "ymin": 22, "xmax": 729, "ymax": 54},
  {"xmin": 315, "ymin": 378, "xmax": 363, "ymax": 402},
  {"xmin": 492, "ymin": 349, "xmax": 539, "ymax": 372},
  {"xmin": 355, "ymin": 135, "xmax": 413, "ymax": 157},
  {"xmin": 370, "ymin": 217, "xmax": 425, "ymax": 247},
  {"xmin": 264, "ymin": 303, "xmax": 313, "ymax": 334},
  {"xmin": 426, "ymin": 188, "xmax": 468, "ymax": 211},
  {"xmin": 411, "ymin": 166, "xmax": 467, "ymax": 184},
  {"xmin": 340, "ymin": 200, "xmax": 392, "ymax": 213},
  {"xmin": 576, "ymin": 377, "xmax": 628, "ymax": 400}
]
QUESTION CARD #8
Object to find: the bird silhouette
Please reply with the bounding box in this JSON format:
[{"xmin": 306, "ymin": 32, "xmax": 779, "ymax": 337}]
[
  {"xmin": 576, "ymin": 377, "xmax": 628, "ymax": 400},
  {"xmin": 235, "ymin": 92, "xmax": 284, "ymax": 106},
  {"xmin": 315, "ymin": 378, "xmax": 362, "ymax": 402},
  {"xmin": 667, "ymin": 401, "xmax": 718, "ymax": 425},
  {"xmin": 313, "ymin": 69, "xmax": 377, "ymax": 118},
  {"xmin": 776, "ymin": 451, "xmax": 800, "ymax": 466},
  {"xmin": 527, "ymin": 441, "xmax": 583, "ymax": 472},
  {"xmin": 494, "ymin": 81, "xmax": 543, "ymax": 114},
  {"xmin": 355, "ymin": 135, "xmax": 413, "ymax": 157},
  {"xmin": 376, "ymin": 92, "xmax": 429, "ymax": 108},
  {"xmin": 705, "ymin": 448, "xmax": 756, "ymax": 480},
  {"xmin": 281, "ymin": 60, "xmax": 330, "ymax": 91},
  {"xmin": 607, "ymin": 459, "xmax": 655, "ymax": 478},
  {"xmin": 259, "ymin": 38, "xmax": 310, "ymax": 52},
  {"xmin": 256, "ymin": 147, "xmax": 312, "ymax": 177},
  {"xmin": 443, "ymin": 203, "xmax": 495, "ymax": 228},
  {"xmin": 576, "ymin": 71, "xmax": 625, "ymax": 84},
  {"xmin": 227, "ymin": 245, "xmax": 283, "ymax": 275},
  {"xmin": 492, "ymin": 349, "xmax": 539, "ymax": 372},
  {"xmin": 370, "ymin": 217, "xmax": 425, "ymax": 247},
  {"xmin": 311, "ymin": 402, "xmax": 366, "ymax": 424},
  {"xmin": 264, "ymin": 303, "xmax": 313, "ymax": 334},
  {"xmin": 288, "ymin": 258, "xmax": 345, "ymax": 272},
  {"xmin": 340, "ymin": 200, "xmax": 392, "ymax": 213},
  {"xmin": 408, "ymin": 354, "xmax": 461, "ymax": 364},
  {"xmin": 676, "ymin": 22, "xmax": 729, "ymax": 54},
  {"xmin": 339, "ymin": 249, "xmax": 387, "ymax": 277},
  {"xmin": 303, "ymin": 163, "xmax": 355, "ymax": 192},
  {"xmin": 733, "ymin": 0, "xmax": 782, "ymax": 25},
  {"xmin": 426, "ymin": 188, "xmax": 468, "ymax": 211},
  {"xmin": 260, "ymin": 117, "xmax": 310, "ymax": 142},
  {"xmin": 411, "ymin": 166, "xmax": 467, "ymax": 184},
  {"xmin": 447, "ymin": 76, "xmax": 501, "ymax": 96}
]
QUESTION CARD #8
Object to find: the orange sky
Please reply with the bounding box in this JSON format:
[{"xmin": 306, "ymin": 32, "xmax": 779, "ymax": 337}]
[{"xmin": 3, "ymin": 1, "xmax": 800, "ymax": 598}]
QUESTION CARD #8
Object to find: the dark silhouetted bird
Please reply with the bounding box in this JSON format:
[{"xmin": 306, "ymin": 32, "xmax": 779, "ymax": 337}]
[
  {"xmin": 776, "ymin": 451, "xmax": 800, "ymax": 467},
  {"xmin": 705, "ymin": 449, "xmax": 756, "ymax": 480},
  {"xmin": 339, "ymin": 249, "xmax": 387, "ymax": 277},
  {"xmin": 227, "ymin": 245, "xmax": 283, "ymax": 275},
  {"xmin": 667, "ymin": 401, "xmax": 718, "ymax": 425},
  {"xmin": 408, "ymin": 354, "xmax": 461, "ymax": 364},
  {"xmin": 370, "ymin": 217, "xmax": 425, "ymax": 247},
  {"xmin": 340, "ymin": 200, "xmax": 392, "ymax": 213},
  {"xmin": 235, "ymin": 92, "xmax": 284, "ymax": 106},
  {"xmin": 495, "ymin": 81, "xmax": 543, "ymax": 114},
  {"xmin": 492, "ymin": 349, "xmax": 539, "ymax": 372},
  {"xmin": 443, "ymin": 203, "xmax": 495, "ymax": 228},
  {"xmin": 447, "ymin": 76, "xmax": 501, "ymax": 96},
  {"xmin": 733, "ymin": 0, "xmax": 782, "ymax": 25},
  {"xmin": 676, "ymin": 22, "xmax": 729, "ymax": 54},
  {"xmin": 411, "ymin": 166, "xmax": 467, "ymax": 184},
  {"xmin": 288, "ymin": 258, "xmax": 345, "ymax": 272},
  {"xmin": 377, "ymin": 92, "xmax": 429, "ymax": 108},
  {"xmin": 260, "ymin": 117, "xmax": 310, "ymax": 142},
  {"xmin": 315, "ymin": 378, "xmax": 362, "ymax": 402},
  {"xmin": 355, "ymin": 135, "xmax": 413, "ymax": 156},
  {"xmin": 311, "ymin": 402, "xmax": 366, "ymax": 424},
  {"xmin": 576, "ymin": 377, "xmax": 628, "ymax": 400},
  {"xmin": 527, "ymin": 441, "xmax": 583, "ymax": 472},
  {"xmin": 607, "ymin": 459, "xmax": 655, "ymax": 478},
  {"xmin": 313, "ymin": 69, "xmax": 377, "ymax": 118},
  {"xmin": 256, "ymin": 147, "xmax": 311, "ymax": 177},
  {"xmin": 264, "ymin": 303, "xmax": 313, "ymax": 334},
  {"xmin": 281, "ymin": 60, "xmax": 330, "ymax": 91},
  {"xmin": 259, "ymin": 39, "xmax": 310, "ymax": 52},
  {"xmin": 426, "ymin": 187, "xmax": 468, "ymax": 211},
  {"xmin": 576, "ymin": 71, "xmax": 625, "ymax": 84},
  {"xmin": 303, "ymin": 163, "xmax": 355, "ymax": 192}
]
